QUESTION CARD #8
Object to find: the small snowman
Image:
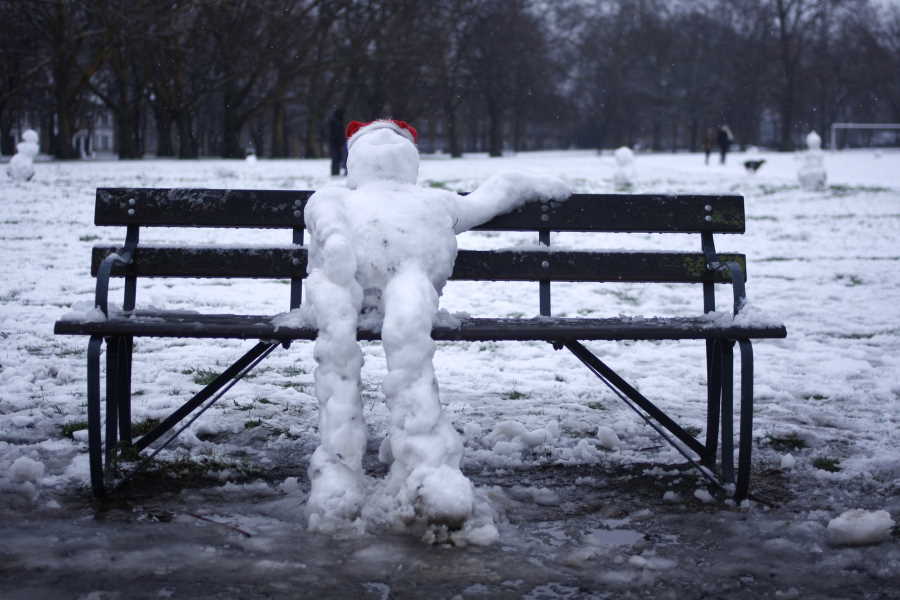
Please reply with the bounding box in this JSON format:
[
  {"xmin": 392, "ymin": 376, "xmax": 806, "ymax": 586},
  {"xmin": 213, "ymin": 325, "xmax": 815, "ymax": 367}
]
[
  {"xmin": 7, "ymin": 129, "xmax": 40, "ymax": 181},
  {"xmin": 798, "ymin": 131, "xmax": 826, "ymax": 191},
  {"xmin": 612, "ymin": 146, "xmax": 635, "ymax": 190}
]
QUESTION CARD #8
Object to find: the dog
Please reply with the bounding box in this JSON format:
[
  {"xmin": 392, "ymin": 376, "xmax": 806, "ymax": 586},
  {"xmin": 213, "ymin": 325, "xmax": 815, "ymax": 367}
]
[{"xmin": 743, "ymin": 159, "xmax": 766, "ymax": 173}]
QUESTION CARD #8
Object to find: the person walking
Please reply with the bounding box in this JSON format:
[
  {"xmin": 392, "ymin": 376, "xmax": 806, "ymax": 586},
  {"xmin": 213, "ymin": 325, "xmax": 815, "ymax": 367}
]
[
  {"xmin": 717, "ymin": 125, "xmax": 733, "ymax": 164},
  {"xmin": 327, "ymin": 108, "xmax": 347, "ymax": 176},
  {"xmin": 703, "ymin": 128, "xmax": 714, "ymax": 165}
]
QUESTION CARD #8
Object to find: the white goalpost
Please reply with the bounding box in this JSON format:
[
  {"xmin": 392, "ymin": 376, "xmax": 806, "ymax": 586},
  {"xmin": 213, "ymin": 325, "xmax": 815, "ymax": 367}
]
[{"xmin": 830, "ymin": 123, "xmax": 900, "ymax": 150}]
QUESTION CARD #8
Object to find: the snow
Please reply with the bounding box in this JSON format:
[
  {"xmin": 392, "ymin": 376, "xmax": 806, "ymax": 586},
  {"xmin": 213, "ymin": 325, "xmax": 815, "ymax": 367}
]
[
  {"xmin": 826, "ymin": 509, "xmax": 895, "ymax": 546},
  {"xmin": 595, "ymin": 425, "xmax": 621, "ymax": 450},
  {"xmin": 0, "ymin": 148, "xmax": 899, "ymax": 597},
  {"xmin": 10, "ymin": 456, "xmax": 45, "ymax": 483},
  {"xmin": 780, "ymin": 453, "xmax": 797, "ymax": 470}
]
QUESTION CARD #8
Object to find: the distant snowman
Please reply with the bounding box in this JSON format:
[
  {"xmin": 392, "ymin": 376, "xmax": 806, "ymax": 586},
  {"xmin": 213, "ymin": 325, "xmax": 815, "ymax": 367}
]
[
  {"xmin": 798, "ymin": 131, "xmax": 826, "ymax": 191},
  {"xmin": 7, "ymin": 129, "xmax": 40, "ymax": 181},
  {"xmin": 613, "ymin": 146, "xmax": 635, "ymax": 190},
  {"xmin": 302, "ymin": 119, "xmax": 570, "ymax": 537}
]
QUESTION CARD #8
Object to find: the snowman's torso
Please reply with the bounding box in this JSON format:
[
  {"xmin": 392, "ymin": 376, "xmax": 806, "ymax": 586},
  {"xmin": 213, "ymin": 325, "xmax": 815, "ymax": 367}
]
[{"xmin": 343, "ymin": 182, "xmax": 457, "ymax": 297}]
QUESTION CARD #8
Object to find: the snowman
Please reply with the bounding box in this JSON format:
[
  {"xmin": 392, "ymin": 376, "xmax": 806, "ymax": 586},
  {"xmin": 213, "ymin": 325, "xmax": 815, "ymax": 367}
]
[
  {"xmin": 612, "ymin": 145, "xmax": 635, "ymax": 190},
  {"xmin": 798, "ymin": 130, "xmax": 826, "ymax": 191},
  {"xmin": 302, "ymin": 119, "xmax": 570, "ymax": 535},
  {"xmin": 7, "ymin": 129, "xmax": 40, "ymax": 181}
]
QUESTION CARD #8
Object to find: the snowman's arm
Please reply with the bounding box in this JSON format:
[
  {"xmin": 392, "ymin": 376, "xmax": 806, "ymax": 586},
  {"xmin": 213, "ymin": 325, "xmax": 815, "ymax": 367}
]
[
  {"xmin": 304, "ymin": 186, "xmax": 357, "ymax": 284},
  {"xmin": 449, "ymin": 172, "xmax": 571, "ymax": 234}
]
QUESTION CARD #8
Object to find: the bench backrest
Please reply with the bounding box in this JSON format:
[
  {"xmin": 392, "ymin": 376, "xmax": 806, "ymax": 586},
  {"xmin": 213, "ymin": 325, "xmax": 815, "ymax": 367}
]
[{"xmin": 92, "ymin": 188, "xmax": 747, "ymax": 314}]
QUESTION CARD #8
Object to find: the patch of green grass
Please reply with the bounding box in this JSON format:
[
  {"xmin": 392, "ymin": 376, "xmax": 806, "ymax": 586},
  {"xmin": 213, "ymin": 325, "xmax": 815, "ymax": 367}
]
[
  {"xmin": 427, "ymin": 180, "xmax": 451, "ymax": 190},
  {"xmin": 586, "ymin": 401, "xmax": 606, "ymax": 411},
  {"xmin": 835, "ymin": 274, "xmax": 863, "ymax": 287},
  {"xmin": 757, "ymin": 256, "xmax": 800, "ymax": 263},
  {"xmin": 244, "ymin": 419, "xmax": 263, "ymax": 430},
  {"xmin": 276, "ymin": 381, "xmax": 307, "ymax": 392},
  {"xmin": 609, "ymin": 289, "xmax": 640, "ymax": 306},
  {"xmin": 829, "ymin": 184, "xmax": 889, "ymax": 197},
  {"xmin": 79, "ymin": 234, "xmax": 100, "ymax": 242},
  {"xmin": 132, "ymin": 417, "xmax": 161, "ymax": 437},
  {"xmin": 118, "ymin": 455, "xmax": 267, "ymax": 489},
  {"xmin": 812, "ymin": 457, "xmax": 841, "ymax": 472},
  {"xmin": 280, "ymin": 366, "xmax": 307, "ymax": 377},
  {"xmin": 805, "ymin": 394, "xmax": 828, "ymax": 401},
  {"xmin": 757, "ymin": 184, "xmax": 798, "ymax": 196},
  {"xmin": 256, "ymin": 397, "xmax": 275, "ymax": 405},
  {"xmin": 60, "ymin": 421, "xmax": 88, "ymax": 439},
  {"xmin": 181, "ymin": 366, "xmax": 219, "ymax": 386},
  {"xmin": 505, "ymin": 390, "xmax": 528, "ymax": 400},
  {"xmin": 766, "ymin": 432, "xmax": 807, "ymax": 452}
]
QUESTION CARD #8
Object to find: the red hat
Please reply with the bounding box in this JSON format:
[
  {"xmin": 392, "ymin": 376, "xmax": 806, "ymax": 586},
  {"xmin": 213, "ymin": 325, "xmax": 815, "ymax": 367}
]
[{"xmin": 346, "ymin": 119, "xmax": 418, "ymax": 149}]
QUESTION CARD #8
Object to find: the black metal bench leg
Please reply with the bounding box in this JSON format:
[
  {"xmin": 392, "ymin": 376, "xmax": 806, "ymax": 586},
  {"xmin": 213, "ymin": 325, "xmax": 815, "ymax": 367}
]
[
  {"xmin": 735, "ymin": 340, "xmax": 754, "ymax": 502},
  {"xmin": 87, "ymin": 336, "xmax": 105, "ymax": 497},
  {"xmin": 720, "ymin": 341, "xmax": 735, "ymax": 483},
  {"xmin": 104, "ymin": 337, "xmax": 120, "ymax": 474},
  {"xmin": 704, "ymin": 339, "xmax": 723, "ymax": 469},
  {"xmin": 117, "ymin": 336, "xmax": 134, "ymax": 447}
]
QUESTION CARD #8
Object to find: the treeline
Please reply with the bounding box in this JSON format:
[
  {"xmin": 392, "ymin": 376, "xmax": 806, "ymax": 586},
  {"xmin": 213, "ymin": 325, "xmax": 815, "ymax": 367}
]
[{"xmin": 2, "ymin": 0, "xmax": 899, "ymax": 159}]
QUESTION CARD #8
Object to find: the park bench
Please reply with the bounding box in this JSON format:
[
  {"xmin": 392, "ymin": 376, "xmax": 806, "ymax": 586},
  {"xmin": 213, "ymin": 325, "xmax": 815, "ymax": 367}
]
[{"xmin": 54, "ymin": 187, "xmax": 786, "ymax": 501}]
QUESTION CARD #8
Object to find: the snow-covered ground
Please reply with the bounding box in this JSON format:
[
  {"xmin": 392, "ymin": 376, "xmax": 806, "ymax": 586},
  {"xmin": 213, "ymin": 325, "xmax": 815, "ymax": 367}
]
[{"xmin": 1, "ymin": 149, "xmax": 898, "ymax": 598}]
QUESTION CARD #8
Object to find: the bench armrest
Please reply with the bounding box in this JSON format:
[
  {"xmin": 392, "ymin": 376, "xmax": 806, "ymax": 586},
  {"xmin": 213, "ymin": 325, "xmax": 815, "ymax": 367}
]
[
  {"xmin": 707, "ymin": 260, "xmax": 747, "ymax": 316},
  {"xmin": 94, "ymin": 226, "xmax": 139, "ymax": 316}
]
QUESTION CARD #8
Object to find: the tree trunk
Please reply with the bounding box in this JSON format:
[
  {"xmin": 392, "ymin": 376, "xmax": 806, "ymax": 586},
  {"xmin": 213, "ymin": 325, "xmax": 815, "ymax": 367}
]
[
  {"xmin": 446, "ymin": 105, "xmax": 461, "ymax": 158},
  {"xmin": 0, "ymin": 107, "xmax": 13, "ymax": 156},
  {"xmin": 115, "ymin": 107, "xmax": 143, "ymax": 159},
  {"xmin": 155, "ymin": 111, "xmax": 174, "ymax": 157},
  {"xmin": 780, "ymin": 91, "xmax": 794, "ymax": 151},
  {"xmin": 53, "ymin": 110, "xmax": 79, "ymax": 159},
  {"xmin": 176, "ymin": 112, "xmax": 198, "ymax": 158},
  {"xmin": 487, "ymin": 101, "xmax": 503, "ymax": 157},
  {"xmin": 270, "ymin": 102, "xmax": 288, "ymax": 158},
  {"xmin": 222, "ymin": 90, "xmax": 245, "ymax": 158},
  {"xmin": 512, "ymin": 109, "xmax": 523, "ymax": 153}
]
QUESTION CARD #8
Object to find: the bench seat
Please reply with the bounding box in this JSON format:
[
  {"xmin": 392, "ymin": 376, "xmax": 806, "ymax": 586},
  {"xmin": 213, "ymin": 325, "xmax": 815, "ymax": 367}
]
[{"xmin": 55, "ymin": 310, "xmax": 787, "ymax": 342}]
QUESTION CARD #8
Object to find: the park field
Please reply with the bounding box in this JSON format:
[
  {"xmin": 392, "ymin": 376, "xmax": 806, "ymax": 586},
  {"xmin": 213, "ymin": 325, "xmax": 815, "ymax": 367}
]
[{"xmin": 1, "ymin": 149, "xmax": 898, "ymax": 598}]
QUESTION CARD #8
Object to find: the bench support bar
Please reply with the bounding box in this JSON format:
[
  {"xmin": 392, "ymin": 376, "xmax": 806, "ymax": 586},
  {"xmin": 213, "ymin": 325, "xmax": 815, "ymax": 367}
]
[
  {"xmin": 85, "ymin": 338, "xmax": 279, "ymax": 496},
  {"xmin": 565, "ymin": 338, "xmax": 755, "ymax": 501}
]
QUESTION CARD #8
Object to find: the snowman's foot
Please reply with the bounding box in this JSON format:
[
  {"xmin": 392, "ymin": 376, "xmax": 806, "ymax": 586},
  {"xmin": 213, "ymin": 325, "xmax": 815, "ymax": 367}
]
[
  {"xmin": 413, "ymin": 465, "xmax": 474, "ymax": 530},
  {"xmin": 307, "ymin": 462, "xmax": 366, "ymax": 532}
]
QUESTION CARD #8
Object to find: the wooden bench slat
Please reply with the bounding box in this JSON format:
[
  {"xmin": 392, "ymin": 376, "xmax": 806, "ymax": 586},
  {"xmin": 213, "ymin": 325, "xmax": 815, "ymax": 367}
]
[
  {"xmin": 54, "ymin": 311, "xmax": 787, "ymax": 341},
  {"xmin": 91, "ymin": 246, "xmax": 746, "ymax": 283},
  {"xmin": 96, "ymin": 188, "xmax": 744, "ymax": 233}
]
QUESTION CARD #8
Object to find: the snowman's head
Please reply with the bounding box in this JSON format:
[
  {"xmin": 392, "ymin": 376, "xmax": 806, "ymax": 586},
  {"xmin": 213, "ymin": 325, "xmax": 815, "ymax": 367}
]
[{"xmin": 346, "ymin": 120, "xmax": 419, "ymax": 188}]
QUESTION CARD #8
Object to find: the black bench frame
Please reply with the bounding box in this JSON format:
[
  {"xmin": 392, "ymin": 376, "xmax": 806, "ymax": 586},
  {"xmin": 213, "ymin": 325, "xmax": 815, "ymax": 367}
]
[{"xmin": 54, "ymin": 188, "xmax": 786, "ymax": 501}]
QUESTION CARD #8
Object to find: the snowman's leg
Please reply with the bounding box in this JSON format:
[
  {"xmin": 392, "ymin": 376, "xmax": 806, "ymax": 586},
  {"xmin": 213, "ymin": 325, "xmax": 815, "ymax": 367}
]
[
  {"xmin": 381, "ymin": 265, "xmax": 473, "ymax": 527},
  {"xmin": 305, "ymin": 256, "xmax": 367, "ymax": 530}
]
